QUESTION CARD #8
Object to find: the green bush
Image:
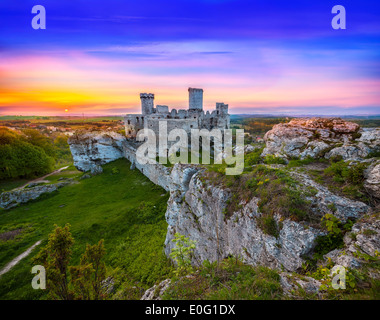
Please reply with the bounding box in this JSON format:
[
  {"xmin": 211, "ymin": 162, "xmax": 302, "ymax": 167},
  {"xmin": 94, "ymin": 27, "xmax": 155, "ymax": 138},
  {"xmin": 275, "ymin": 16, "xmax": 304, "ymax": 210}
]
[
  {"xmin": 324, "ymin": 161, "xmax": 366, "ymax": 185},
  {"xmin": 263, "ymin": 154, "xmax": 287, "ymax": 165}
]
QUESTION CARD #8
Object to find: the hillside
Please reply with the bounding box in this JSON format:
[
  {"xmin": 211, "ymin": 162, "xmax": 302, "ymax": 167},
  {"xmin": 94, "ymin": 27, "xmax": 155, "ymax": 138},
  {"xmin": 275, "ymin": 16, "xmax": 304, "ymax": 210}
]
[{"xmin": 0, "ymin": 159, "xmax": 171, "ymax": 299}]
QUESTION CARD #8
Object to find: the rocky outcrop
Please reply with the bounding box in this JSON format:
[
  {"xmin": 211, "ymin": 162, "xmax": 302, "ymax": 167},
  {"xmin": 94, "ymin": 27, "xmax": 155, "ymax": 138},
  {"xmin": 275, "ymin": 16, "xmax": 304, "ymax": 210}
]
[
  {"xmin": 0, "ymin": 182, "xmax": 69, "ymax": 210},
  {"xmin": 364, "ymin": 160, "xmax": 380, "ymax": 200},
  {"xmin": 262, "ymin": 118, "xmax": 379, "ymax": 161},
  {"xmin": 141, "ymin": 279, "xmax": 171, "ymax": 300},
  {"xmin": 163, "ymin": 162, "xmax": 373, "ymax": 272},
  {"xmin": 164, "ymin": 164, "xmax": 325, "ymax": 272},
  {"xmin": 280, "ymin": 272, "xmax": 322, "ymax": 297},
  {"xmin": 292, "ymin": 170, "xmax": 370, "ymax": 222},
  {"xmin": 322, "ymin": 213, "xmax": 380, "ymax": 270},
  {"xmin": 68, "ymin": 131, "xmax": 126, "ymax": 172}
]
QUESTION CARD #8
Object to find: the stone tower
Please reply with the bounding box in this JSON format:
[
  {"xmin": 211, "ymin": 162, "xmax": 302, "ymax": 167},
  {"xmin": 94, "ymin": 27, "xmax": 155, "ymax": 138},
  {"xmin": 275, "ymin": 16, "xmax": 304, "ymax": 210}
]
[
  {"xmin": 140, "ymin": 93, "xmax": 154, "ymax": 115},
  {"xmin": 188, "ymin": 88, "xmax": 203, "ymax": 111}
]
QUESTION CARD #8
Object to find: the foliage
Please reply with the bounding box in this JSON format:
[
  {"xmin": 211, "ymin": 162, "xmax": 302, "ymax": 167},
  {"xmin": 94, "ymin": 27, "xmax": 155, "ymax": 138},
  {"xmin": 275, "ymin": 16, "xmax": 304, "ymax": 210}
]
[
  {"xmin": 32, "ymin": 224, "xmax": 108, "ymax": 300},
  {"xmin": 32, "ymin": 224, "xmax": 75, "ymax": 300},
  {"xmin": 169, "ymin": 233, "xmax": 196, "ymax": 277},
  {"xmin": 312, "ymin": 214, "xmax": 354, "ymax": 261},
  {"xmin": 263, "ymin": 154, "xmax": 287, "ymax": 165},
  {"xmin": 0, "ymin": 159, "xmax": 172, "ymax": 299},
  {"xmin": 70, "ymin": 240, "xmax": 107, "ymax": 300},
  {"xmin": 244, "ymin": 146, "xmax": 264, "ymax": 167},
  {"xmin": 324, "ymin": 160, "xmax": 367, "ymax": 185},
  {"xmin": 0, "ymin": 127, "xmax": 73, "ymax": 180},
  {"xmin": 163, "ymin": 257, "xmax": 283, "ymax": 300},
  {"xmin": 0, "ymin": 128, "xmax": 55, "ymax": 180}
]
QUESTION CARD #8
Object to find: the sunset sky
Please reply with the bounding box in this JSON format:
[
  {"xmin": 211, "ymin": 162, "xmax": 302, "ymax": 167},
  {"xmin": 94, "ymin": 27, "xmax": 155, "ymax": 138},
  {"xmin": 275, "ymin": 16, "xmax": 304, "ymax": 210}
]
[{"xmin": 1, "ymin": 0, "xmax": 380, "ymax": 116}]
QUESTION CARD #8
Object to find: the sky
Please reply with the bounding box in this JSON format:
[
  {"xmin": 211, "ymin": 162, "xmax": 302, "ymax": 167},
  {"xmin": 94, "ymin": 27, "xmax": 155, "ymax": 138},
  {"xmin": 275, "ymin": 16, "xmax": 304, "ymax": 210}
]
[{"xmin": 0, "ymin": 0, "xmax": 380, "ymax": 116}]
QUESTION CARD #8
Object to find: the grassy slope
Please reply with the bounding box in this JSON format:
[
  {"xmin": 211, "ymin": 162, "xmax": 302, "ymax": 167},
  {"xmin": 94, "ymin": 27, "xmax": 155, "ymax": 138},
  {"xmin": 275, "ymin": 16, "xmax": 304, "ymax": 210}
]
[{"xmin": 0, "ymin": 158, "xmax": 171, "ymax": 299}]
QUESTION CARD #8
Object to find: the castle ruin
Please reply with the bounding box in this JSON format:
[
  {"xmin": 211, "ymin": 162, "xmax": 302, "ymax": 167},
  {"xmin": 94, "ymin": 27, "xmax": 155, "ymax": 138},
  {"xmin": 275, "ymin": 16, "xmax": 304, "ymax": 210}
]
[{"xmin": 124, "ymin": 88, "xmax": 230, "ymax": 139}]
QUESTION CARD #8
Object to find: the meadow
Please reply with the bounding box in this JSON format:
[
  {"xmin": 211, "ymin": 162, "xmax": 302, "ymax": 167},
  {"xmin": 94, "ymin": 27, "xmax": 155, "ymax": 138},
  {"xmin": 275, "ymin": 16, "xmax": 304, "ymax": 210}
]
[{"xmin": 0, "ymin": 159, "xmax": 172, "ymax": 299}]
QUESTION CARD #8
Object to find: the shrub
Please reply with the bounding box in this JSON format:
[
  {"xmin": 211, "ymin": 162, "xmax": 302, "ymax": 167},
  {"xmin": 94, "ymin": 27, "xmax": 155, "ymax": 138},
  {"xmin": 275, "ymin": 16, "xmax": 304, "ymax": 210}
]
[
  {"xmin": 33, "ymin": 224, "xmax": 108, "ymax": 300},
  {"xmin": 169, "ymin": 233, "xmax": 197, "ymax": 277},
  {"xmin": 263, "ymin": 154, "xmax": 287, "ymax": 165},
  {"xmin": 0, "ymin": 128, "xmax": 55, "ymax": 180},
  {"xmin": 256, "ymin": 214, "xmax": 279, "ymax": 238}
]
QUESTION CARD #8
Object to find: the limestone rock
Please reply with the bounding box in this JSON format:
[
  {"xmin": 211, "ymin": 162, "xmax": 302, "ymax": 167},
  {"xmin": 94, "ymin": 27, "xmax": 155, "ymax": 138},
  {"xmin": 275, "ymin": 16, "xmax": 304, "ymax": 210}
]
[
  {"xmin": 0, "ymin": 182, "xmax": 68, "ymax": 210},
  {"xmin": 262, "ymin": 117, "xmax": 377, "ymax": 161},
  {"xmin": 141, "ymin": 279, "xmax": 171, "ymax": 300},
  {"xmin": 68, "ymin": 131, "xmax": 126, "ymax": 172},
  {"xmin": 90, "ymin": 164, "xmax": 103, "ymax": 175},
  {"xmin": 323, "ymin": 249, "xmax": 361, "ymax": 269},
  {"xmin": 364, "ymin": 160, "xmax": 380, "ymax": 200},
  {"xmin": 280, "ymin": 272, "xmax": 322, "ymax": 297},
  {"xmin": 348, "ymin": 217, "xmax": 380, "ymax": 257},
  {"xmin": 291, "ymin": 170, "xmax": 370, "ymax": 222},
  {"xmin": 164, "ymin": 170, "xmax": 324, "ymax": 272}
]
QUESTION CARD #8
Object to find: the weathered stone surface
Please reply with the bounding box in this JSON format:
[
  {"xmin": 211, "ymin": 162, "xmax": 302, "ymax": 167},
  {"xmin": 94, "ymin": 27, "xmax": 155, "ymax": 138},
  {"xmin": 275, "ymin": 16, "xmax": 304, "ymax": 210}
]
[
  {"xmin": 347, "ymin": 217, "xmax": 380, "ymax": 257},
  {"xmin": 141, "ymin": 279, "xmax": 171, "ymax": 300},
  {"xmin": 280, "ymin": 272, "xmax": 322, "ymax": 297},
  {"xmin": 364, "ymin": 160, "xmax": 380, "ymax": 200},
  {"xmin": 68, "ymin": 131, "xmax": 126, "ymax": 172},
  {"xmin": 324, "ymin": 143, "xmax": 370, "ymax": 161},
  {"xmin": 323, "ymin": 249, "xmax": 361, "ymax": 269},
  {"xmin": 164, "ymin": 166, "xmax": 324, "ymax": 272},
  {"xmin": 358, "ymin": 128, "xmax": 380, "ymax": 148},
  {"xmin": 90, "ymin": 164, "xmax": 103, "ymax": 175},
  {"xmin": 291, "ymin": 170, "xmax": 370, "ymax": 222},
  {"xmin": 0, "ymin": 182, "xmax": 69, "ymax": 210},
  {"xmin": 262, "ymin": 118, "xmax": 377, "ymax": 161}
]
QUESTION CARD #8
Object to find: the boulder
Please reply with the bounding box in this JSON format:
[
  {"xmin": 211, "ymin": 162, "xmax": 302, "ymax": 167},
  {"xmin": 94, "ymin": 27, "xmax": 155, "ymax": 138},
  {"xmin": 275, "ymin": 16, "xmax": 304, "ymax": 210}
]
[
  {"xmin": 364, "ymin": 160, "xmax": 380, "ymax": 200},
  {"xmin": 68, "ymin": 131, "xmax": 126, "ymax": 172},
  {"xmin": 262, "ymin": 118, "xmax": 377, "ymax": 161},
  {"xmin": 141, "ymin": 279, "xmax": 171, "ymax": 300},
  {"xmin": 164, "ymin": 166, "xmax": 324, "ymax": 272},
  {"xmin": 0, "ymin": 182, "xmax": 69, "ymax": 210}
]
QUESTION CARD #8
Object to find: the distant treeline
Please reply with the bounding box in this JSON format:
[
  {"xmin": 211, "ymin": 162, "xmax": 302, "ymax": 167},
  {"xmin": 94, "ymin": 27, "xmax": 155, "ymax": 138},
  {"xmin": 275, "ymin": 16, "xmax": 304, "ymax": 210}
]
[
  {"xmin": 0, "ymin": 120, "xmax": 121, "ymax": 127},
  {"xmin": 0, "ymin": 127, "xmax": 72, "ymax": 180},
  {"xmin": 349, "ymin": 119, "xmax": 380, "ymax": 128},
  {"xmin": 232, "ymin": 117, "xmax": 291, "ymax": 136}
]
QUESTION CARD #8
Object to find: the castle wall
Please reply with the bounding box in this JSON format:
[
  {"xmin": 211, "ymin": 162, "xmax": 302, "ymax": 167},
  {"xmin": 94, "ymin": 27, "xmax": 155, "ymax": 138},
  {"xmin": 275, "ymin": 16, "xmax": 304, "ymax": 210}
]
[{"xmin": 124, "ymin": 142, "xmax": 171, "ymax": 191}]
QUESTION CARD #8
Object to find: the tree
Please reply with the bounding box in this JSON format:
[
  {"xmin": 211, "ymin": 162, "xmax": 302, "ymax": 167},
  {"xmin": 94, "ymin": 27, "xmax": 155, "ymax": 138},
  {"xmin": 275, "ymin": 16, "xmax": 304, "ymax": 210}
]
[
  {"xmin": 70, "ymin": 240, "xmax": 107, "ymax": 300},
  {"xmin": 33, "ymin": 224, "xmax": 74, "ymax": 300},
  {"xmin": 169, "ymin": 233, "xmax": 196, "ymax": 277},
  {"xmin": 33, "ymin": 224, "xmax": 108, "ymax": 300},
  {"xmin": 0, "ymin": 128, "xmax": 54, "ymax": 179}
]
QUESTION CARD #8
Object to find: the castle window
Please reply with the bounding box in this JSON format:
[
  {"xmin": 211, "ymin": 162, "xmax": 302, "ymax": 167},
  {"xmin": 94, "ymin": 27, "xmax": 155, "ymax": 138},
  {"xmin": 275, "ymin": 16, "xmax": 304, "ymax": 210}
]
[{"xmin": 127, "ymin": 120, "xmax": 131, "ymax": 125}]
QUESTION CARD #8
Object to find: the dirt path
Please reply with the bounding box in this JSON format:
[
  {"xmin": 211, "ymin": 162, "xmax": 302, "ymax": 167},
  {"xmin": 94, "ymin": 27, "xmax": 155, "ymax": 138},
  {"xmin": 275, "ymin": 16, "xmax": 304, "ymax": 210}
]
[
  {"xmin": 0, "ymin": 240, "xmax": 42, "ymax": 277},
  {"xmin": 18, "ymin": 166, "xmax": 69, "ymax": 189}
]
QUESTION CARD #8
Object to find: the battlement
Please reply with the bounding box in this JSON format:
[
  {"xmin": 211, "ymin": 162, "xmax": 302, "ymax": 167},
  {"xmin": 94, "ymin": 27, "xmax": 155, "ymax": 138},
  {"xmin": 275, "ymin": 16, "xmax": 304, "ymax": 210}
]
[
  {"xmin": 125, "ymin": 88, "xmax": 230, "ymax": 139},
  {"xmin": 140, "ymin": 93, "xmax": 154, "ymax": 99},
  {"xmin": 216, "ymin": 103, "xmax": 229, "ymax": 115}
]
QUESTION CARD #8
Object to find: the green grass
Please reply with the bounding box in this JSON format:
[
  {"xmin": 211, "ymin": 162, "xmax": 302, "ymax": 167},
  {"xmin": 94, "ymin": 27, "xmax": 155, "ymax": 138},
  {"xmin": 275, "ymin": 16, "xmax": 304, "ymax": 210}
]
[
  {"xmin": 0, "ymin": 179, "xmax": 30, "ymax": 192},
  {"xmin": 44, "ymin": 165, "xmax": 81, "ymax": 183},
  {"xmin": 0, "ymin": 158, "xmax": 172, "ymax": 299},
  {"xmin": 162, "ymin": 258, "xmax": 283, "ymax": 300}
]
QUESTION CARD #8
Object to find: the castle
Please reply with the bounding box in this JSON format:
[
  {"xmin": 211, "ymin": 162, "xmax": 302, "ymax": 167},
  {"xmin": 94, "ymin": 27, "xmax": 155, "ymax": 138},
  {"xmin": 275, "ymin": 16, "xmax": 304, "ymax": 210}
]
[{"xmin": 124, "ymin": 88, "xmax": 230, "ymax": 139}]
